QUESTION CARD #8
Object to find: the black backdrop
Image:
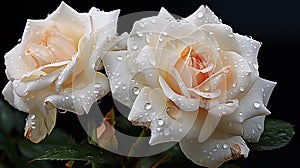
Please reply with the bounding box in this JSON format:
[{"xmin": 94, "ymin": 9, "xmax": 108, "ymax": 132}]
[{"xmin": 0, "ymin": 0, "xmax": 299, "ymax": 167}]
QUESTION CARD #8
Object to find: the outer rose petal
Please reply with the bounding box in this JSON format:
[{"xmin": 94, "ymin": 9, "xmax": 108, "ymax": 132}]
[
  {"xmin": 45, "ymin": 1, "xmax": 90, "ymax": 44},
  {"xmin": 185, "ymin": 5, "xmax": 222, "ymax": 27},
  {"xmin": 180, "ymin": 129, "xmax": 249, "ymax": 168},
  {"xmin": 218, "ymin": 77, "xmax": 276, "ymax": 138},
  {"xmin": 127, "ymin": 7, "xmax": 176, "ymax": 73},
  {"xmin": 45, "ymin": 73, "xmax": 110, "ymax": 115},
  {"xmin": 24, "ymin": 107, "xmax": 57, "ymax": 143},
  {"xmin": 127, "ymin": 87, "xmax": 198, "ymax": 145},
  {"xmin": 242, "ymin": 116, "xmax": 265, "ymax": 143}
]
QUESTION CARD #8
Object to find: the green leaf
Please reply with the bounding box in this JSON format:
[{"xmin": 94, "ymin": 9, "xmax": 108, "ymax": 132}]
[
  {"xmin": 18, "ymin": 129, "xmax": 72, "ymax": 158},
  {"xmin": 29, "ymin": 144, "xmax": 121, "ymax": 167},
  {"xmin": 248, "ymin": 118, "xmax": 295, "ymax": 151}
]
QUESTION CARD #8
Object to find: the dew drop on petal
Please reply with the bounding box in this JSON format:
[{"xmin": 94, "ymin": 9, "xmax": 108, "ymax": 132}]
[
  {"xmin": 132, "ymin": 44, "xmax": 138, "ymax": 50},
  {"xmin": 253, "ymin": 102, "xmax": 261, "ymax": 109},
  {"xmin": 30, "ymin": 114, "xmax": 36, "ymax": 120},
  {"xmin": 252, "ymin": 63, "xmax": 259, "ymax": 69},
  {"xmin": 144, "ymin": 102, "xmax": 152, "ymax": 110},
  {"xmin": 132, "ymin": 87, "xmax": 140, "ymax": 95},
  {"xmin": 136, "ymin": 31, "xmax": 143, "ymax": 37},
  {"xmin": 223, "ymin": 143, "xmax": 229, "ymax": 149},
  {"xmin": 163, "ymin": 128, "xmax": 170, "ymax": 136},
  {"xmin": 116, "ymin": 56, "xmax": 123, "ymax": 61},
  {"xmin": 150, "ymin": 18, "xmax": 157, "ymax": 24},
  {"xmin": 157, "ymin": 119, "xmax": 164, "ymax": 126},
  {"xmin": 94, "ymin": 83, "xmax": 101, "ymax": 88},
  {"xmin": 257, "ymin": 123, "xmax": 263, "ymax": 130},
  {"xmin": 239, "ymin": 86, "xmax": 245, "ymax": 92},
  {"xmin": 197, "ymin": 11, "xmax": 204, "ymax": 19}
]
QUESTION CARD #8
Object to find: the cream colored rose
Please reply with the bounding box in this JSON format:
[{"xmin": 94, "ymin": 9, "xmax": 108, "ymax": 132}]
[
  {"xmin": 2, "ymin": 1, "xmax": 119, "ymax": 143},
  {"xmin": 103, "ymin": 6, "xmax": 276, "ymax": 167}
]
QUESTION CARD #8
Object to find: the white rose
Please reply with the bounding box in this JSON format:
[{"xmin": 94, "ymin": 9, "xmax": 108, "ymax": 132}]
[
  {"xmin": 2, "ymin": 1, "xmax": 119, "ymax": 143},
  {"xmin": 103, "ymin": 6, "xmax": 277, "ymax": 167}
]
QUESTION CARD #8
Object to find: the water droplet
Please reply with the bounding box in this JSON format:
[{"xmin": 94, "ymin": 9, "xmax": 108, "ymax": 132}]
[
  {"xmin": 228, "ymin": 33, "xmax": 234, "ymax": 38},
  {"xmin": 197, "ymin": 11, "xmax": 204, "ymax": 19},
  {"xmin": 132, "ymin": 87, "xmax": 140, "ymax": 95},
  {"xmin": 163, "ymin": 128, "xmax": 170, "ymax": 136},
  {"xmin": 132, "ymin": 44, "xmax": 138, "ymax": 50},
  {"xmin": 144, "ymin": 102, "xmax": 152, "ymax": 110},
  {"xmin": 94, "ymin": 83, "xmax": 101, "ymax": 88},
  {"xmin": 116, "ymin": 56, "xmax": 123, "ymax": 61},
  {"xmin": 149, "ymin": 57, "xmax": 156, "ymax": 66},
  {"xmin": 150, "ymin": 18, "xmax": 157, "ymax": 24},
  {"xmin": 239, "ymin": 112, "xmax": 243, "ymax": 116},
  {"xmin": 157, "ymin": 119, "xmax": 164, "ymax": 126},
  {"xmin": 253, "ymin": 102, "xmax": 261, "ymax": 108},
  {"xmin": 166, "ymin": 106, "xmax": 179, "ymax": 119},
  {"xmin": 30, "ymin": 114, "xmax": 36, "ymax": 120},
  {"xmin": 257, "ymin": 123, "xmax": 262, "ymax": 130},
  {"xmin": 136, "ymin": 31, "xmax": 143, "ymax": 37},
  {"xmin": 139, "ymin": 22, "xmax": 145, "ymax": 27},
  {"xmin": 232, "ymin": 81, "xmax": 237, "ymax": 88},
  {"xmin": 156, "ymin": 127, "xmax": 162, "ymax": 132},
  {"xmin": 145, "ymin": 34, "xmax": 151, "ymax": 44},
  {"xmin": 223, "ymin": 143, "xmax": 229, "ymax": 149},
  {"xmin": 252, "ymin": 63, "xmax": 259, "ymax": 69},
  {"xmin": 13, "ymin": 83, "xmax": 19, "ymax": 88},
  {"xmin": 209, "ymin": 32, "xmax": 214, "ymax": 35},
  {"xmin": 238, "ymin": 86, "xmax": 245, "ymax": 92}
]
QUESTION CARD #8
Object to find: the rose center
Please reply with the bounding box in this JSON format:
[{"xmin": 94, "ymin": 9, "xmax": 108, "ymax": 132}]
[
  {"xmin": 25, "ymin": 24, "xmax": 77, "ymax": 68},
  {"xmin": 176, "ymin": 46, "xmax": 212, "ymax": 87}
]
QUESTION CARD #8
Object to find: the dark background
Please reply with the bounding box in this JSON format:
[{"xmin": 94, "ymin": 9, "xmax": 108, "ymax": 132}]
[{"xmin": 0, "ymin": 0, "xmax": 299, "ymax": 167}]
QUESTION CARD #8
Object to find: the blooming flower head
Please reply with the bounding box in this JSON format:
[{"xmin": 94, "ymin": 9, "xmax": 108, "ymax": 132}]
[
  {"xmin": 2, "ymin": 1, "xmax": 119, "ymax": 143},
  {"xmin": 103, "ymin": 5, "xmax": 276, "ymax": 167}
]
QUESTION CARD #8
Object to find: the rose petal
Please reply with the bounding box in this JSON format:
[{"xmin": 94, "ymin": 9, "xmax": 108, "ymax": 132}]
[
  {"xmin": 180, "ymin": 130, "xmax": 249, "ymax": 168},
  {"xmin": 219, "ymin": 77, "xmax": 276, "ymax": 135},
  {"xmin": 220, "ymin": 77, "xmax": 275, "ymax": 124},
  {"xmin": 128, "ymin": 87, "xmax": 168, "ymax": 123},
  {"xmin": 46, "ymin": 1, "xmax": 90, "ymax": 43},
  {"xmin": 234, "ymin": 33, "xmax": 261, "ymax": 77},
  {"xmin": 220, "ymin": 51, "xmax": 254, "ymax": 100},
  {"xmin": 198, "ymin": 112, "xmax": 221, "ymax": 142},
  {"xmin": 2, "ymin": 81, "xmax": 19, "ymax": 110},
  {"xmin": 127, "ymin": 7, "xmax": 176, "ymax": 73},
  {"xmin": 24, "ymin": 107, "xmax": 57, "ymax": 143},
  {"xmin": 89, "ymin": 7, "xmax": 120, "ymax": 31},
  {"xmin": 159, "ymin": 76, "xmax": 199, "ymax": 112},
  {"xmin": 89, "ymin": 8, "xmax": 120, "ymax": 69},
  {"xmin": 4, "ymin": 44, "xmax": 36, "ymax": 80},
  {"xmin": 201, "ymin": 24, "xmax": 240, "ymax": 53},
  {"xmin": 185, "ymin": 5, "xmax": 222, "ymax": 27},
  {"xmin": 46, "ymin": 73, "xmax": 109, "ymax": 115},
  {"xmin": 149, "ymin": 104, "xmax": 197, "ymax": 145},
  {"xmin": 13, "ymin": 69, "xmax": 62, "ymax": 97},
  {"xmin": 168, "ymin": 66, "xmax": 191, "ymax": 97},
  {"xmin": 102, "ymin": 50, "xmax": 135, "ymax": 107},
  {"xmin": 242, "ymin": 115, "xmax": 265, "ymax": 143}
]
